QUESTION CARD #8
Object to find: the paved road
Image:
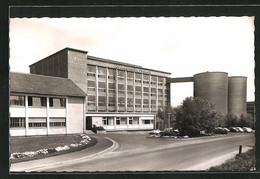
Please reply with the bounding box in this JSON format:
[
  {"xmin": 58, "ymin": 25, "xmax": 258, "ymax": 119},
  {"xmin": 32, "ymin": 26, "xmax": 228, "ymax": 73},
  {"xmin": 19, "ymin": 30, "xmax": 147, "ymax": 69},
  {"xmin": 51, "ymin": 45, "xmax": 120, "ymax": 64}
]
[{"xmin": 40, "ymin": 133, "xmax": 254, "ymax": 172}]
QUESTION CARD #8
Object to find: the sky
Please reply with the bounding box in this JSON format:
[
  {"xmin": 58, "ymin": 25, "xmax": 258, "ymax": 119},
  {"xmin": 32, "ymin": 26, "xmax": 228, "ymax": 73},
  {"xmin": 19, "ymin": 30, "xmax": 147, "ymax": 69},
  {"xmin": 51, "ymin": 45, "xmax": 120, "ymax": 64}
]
[{"xmin": 9, "ymin": 17, "xmax": 255, "ymax": 107}]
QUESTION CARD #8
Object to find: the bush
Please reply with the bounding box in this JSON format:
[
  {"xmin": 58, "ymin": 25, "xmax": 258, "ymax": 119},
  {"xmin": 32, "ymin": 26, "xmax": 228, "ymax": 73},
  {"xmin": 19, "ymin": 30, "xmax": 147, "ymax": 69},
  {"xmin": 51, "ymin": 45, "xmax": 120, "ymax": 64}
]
[
  {"xmin": 47, "ymin": 148, "xmax": 56, "ymax": 153},
  {"xmin": 224, "ymin": 113, "xmax": 238, "ymax": 128},
  {"xmin": 213, "ymin": 128, "xmax": 228, "ymax": 134},
  {"xmin": 156, "ymin": 106, "xmax": 176, "ymax": 130},
  {"xmin": 91, "ymin": 125, "xmax": 105, "ymax": 133},
  {"xmin": 174, "ymin": 97, "xmax": 222, "ymax": 137},
  {"xmin": 160, "ymin": 130, "xmax": 179, "ymax": 137},
  {"xmin": 238, "ymin": 113, "xmax": 254, "ymax": 128}
]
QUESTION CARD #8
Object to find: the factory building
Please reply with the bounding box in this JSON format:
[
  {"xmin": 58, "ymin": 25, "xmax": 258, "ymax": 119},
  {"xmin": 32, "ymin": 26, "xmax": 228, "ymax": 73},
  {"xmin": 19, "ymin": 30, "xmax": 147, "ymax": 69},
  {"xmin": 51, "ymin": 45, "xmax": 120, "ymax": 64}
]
[
  {"xmin": 193, "ymin": 72, "xmax": 247, "ymax": 116},
  {"xmin": 28, "ymin": 48, "xmax": 171, "ymax": 133},
  {"xmin": 169, "ymin": 71, "xmax": 247, "ymax": 116},
  {"xmin": 9, "ymin": 47, "xmax": 249, "ymax": 136}
]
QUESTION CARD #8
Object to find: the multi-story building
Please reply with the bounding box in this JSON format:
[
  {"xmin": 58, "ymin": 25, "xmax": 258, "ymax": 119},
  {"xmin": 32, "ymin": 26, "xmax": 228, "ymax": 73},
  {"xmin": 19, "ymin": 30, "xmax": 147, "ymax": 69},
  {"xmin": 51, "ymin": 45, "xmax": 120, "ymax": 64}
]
[
  {"xmin": 10, "ymin": 47, "xmax": 251, "ymax": 136},
  {"xmin": 9, "ymin": 72, "xmax": 86, "ymax": 136},
  {"xmin": 29, "ymin": 48, "xmax": 171, "ymax": 132}
]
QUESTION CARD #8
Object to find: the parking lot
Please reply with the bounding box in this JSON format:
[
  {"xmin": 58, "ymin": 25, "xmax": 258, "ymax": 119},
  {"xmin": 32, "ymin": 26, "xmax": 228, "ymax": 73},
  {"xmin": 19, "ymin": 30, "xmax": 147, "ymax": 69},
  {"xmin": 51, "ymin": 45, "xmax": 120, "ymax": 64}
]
[{"xmin": 96, "ymin": 131, "xmax": 253, "ymax": 153}]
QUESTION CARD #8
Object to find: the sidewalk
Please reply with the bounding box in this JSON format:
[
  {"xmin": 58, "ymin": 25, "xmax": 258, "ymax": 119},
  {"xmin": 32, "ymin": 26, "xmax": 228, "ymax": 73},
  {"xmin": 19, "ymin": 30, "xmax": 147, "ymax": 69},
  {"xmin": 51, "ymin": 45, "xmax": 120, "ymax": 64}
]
[{"xmin": 10, "ymin": 135, "xmax": 115, "ymax": 172}]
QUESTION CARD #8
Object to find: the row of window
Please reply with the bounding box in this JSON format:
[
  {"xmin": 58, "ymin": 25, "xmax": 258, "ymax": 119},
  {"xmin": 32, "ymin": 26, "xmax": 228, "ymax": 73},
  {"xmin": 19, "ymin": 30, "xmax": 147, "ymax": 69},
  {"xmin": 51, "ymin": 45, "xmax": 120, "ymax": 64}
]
[
  {"xmin": 88, "ymin": 83, "xmax": 168, "ymax": 93},
  {"xmin": 88, "ymin": 95, "xmax": 167, "ymax": 107},
  {"xmin": 101, "ymin": 117, "xmax": 153, "ymax": 125},
  {"xmin": 10, "ymin": 118, "xmax": 66, "ymax": 128},
  {"xmin": 87, "ymin": 65, "xmax": 167, "ymax": 83},
  {"xmin": 88, "ymin": 79, "xmax": 168, "ymax": 87},
  {"xmin": 10, "ymin": 95, "xmax": 66, "ymax": 107}
]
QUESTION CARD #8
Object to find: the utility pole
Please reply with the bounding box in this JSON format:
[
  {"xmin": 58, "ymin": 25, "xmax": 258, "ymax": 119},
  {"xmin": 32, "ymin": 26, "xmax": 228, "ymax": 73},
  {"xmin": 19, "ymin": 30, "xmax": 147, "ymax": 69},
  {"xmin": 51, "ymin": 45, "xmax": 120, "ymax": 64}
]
[{"xmin": 167, "ymin": 113, "xmax": 171, "ymax": 128}]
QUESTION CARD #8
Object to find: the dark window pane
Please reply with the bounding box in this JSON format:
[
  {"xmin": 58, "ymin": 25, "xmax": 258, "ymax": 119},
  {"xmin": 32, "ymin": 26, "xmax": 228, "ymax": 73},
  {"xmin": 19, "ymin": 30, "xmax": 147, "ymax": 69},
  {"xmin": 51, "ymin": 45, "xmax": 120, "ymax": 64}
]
[
  {"xmin": 10, "ymin": 95, "xmax": 25, "ymax": 106},
  {"xmin": 87, "ymin": 65, "xmax": 96, "ymax": 73}
]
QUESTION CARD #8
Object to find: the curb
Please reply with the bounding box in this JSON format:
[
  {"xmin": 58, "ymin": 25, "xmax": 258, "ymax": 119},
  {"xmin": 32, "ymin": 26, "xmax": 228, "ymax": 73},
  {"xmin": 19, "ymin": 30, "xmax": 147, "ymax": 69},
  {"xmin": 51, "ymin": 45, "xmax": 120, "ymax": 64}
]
[{"xmin": 11, "ymin": 137, "xmax": 118, "ymax": 172}]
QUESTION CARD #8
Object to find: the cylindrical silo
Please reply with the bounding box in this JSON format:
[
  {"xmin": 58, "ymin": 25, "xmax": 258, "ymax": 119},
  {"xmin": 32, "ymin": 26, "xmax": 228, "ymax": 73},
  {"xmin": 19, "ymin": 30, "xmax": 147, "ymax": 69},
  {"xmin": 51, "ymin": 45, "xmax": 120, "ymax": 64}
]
[
  {"xmin": 193, "ymin": 72, "xmax": 228, "ymax": 114},
  {"xmin": 228, "ymin": 76, "xmax": 247, "ymax": 117}
]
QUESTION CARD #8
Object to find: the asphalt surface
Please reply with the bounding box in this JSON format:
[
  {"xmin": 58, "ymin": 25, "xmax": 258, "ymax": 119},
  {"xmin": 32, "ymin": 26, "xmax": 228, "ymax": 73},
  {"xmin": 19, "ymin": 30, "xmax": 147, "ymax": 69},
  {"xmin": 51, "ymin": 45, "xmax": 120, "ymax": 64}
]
[{"xmin": 37, "ymin": 132, "xmax": 254, "ymax": 172}]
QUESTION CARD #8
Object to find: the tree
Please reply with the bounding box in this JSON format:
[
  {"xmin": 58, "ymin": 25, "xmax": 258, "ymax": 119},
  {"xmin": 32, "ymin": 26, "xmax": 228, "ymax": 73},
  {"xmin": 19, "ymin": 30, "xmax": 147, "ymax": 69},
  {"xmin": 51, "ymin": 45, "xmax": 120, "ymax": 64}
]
[
  {"xmin": 174, "ymin": 97, "xmax": 222, "ymax": 137},
  {"xmin": 238, "ymin": 113, "xmax": 254, "ymax": 128},
  {"xmin": 156, "ymin": 106, "xmax": 175, "ymax": 130},
  {"xmin": 224, "ymin": 113, "xmax": 238, "ymax": 128}
]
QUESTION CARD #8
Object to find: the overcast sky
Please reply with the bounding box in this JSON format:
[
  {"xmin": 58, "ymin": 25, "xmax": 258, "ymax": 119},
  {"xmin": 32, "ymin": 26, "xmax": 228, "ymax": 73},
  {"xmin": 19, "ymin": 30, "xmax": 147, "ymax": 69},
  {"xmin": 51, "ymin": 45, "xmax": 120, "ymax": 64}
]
[{"xmin": 9, "ymin": 17, "xmax": 255, "ymax": 107}]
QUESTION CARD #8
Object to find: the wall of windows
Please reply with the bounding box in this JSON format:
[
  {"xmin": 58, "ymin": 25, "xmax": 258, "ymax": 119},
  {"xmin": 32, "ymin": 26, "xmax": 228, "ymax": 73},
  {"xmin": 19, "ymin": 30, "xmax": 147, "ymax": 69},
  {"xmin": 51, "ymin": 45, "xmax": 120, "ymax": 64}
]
[
  {"xmin": 108, "ymin": 68, "xmax": 116, "ymax": 112},
  {"xmin": 10, "ymin": 117, "xmax": 25, "ymax": 128},
  {"xmin": 10, "ymin": 95, "xmax": 66, "ymax": 108},
  {"xmin": 10, "ymin": 95, "xmax": 69, "ymax": 136},
  {"xmin": 86, "ymin": 64, "xmax": 170, "ymax": 113},
  {"xmin": 87, "ymin": 65, "xmax": 96, "ymax": 110},
  {"xmin": 98, "ymin": 67, "xmax": 106, "ymax": 112},
  {"xmin": 117, "ymin": 70, "xmax": 125, "ymax": 111},
  {"xmin": 127, "ymin": 71, "xmax": 134, "ymax": 112},
  {"xmin": 90, "ymin": 115, "xmax": 154, "ymax": 131}
]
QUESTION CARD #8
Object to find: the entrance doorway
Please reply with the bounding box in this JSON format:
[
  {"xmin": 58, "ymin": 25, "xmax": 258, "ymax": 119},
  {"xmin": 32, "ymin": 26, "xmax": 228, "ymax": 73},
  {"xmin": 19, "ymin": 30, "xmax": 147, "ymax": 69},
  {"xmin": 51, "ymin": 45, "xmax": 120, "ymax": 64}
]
[{"xmin": 86, "ymin": 116, "xmax": 92, "ymax": 130}]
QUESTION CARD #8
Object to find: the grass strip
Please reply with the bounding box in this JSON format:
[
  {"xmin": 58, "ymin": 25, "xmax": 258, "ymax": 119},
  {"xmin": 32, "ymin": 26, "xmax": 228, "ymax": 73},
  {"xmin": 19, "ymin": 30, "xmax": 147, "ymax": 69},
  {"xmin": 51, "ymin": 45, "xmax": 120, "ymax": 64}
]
[
  {"xmin": 10, "ymin": 137, "xmax": 97, "ymax": 164},
  {"xmin": 209, "ymin": 147, "xmax": 255, "ymax": 171}
]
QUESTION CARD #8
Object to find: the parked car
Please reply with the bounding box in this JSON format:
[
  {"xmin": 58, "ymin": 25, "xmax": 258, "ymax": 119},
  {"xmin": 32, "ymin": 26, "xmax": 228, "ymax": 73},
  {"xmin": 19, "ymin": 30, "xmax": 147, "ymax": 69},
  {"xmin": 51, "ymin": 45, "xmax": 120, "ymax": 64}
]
[
  {"xmin": 243, "ymin": 127, "xmax": 253, "ymax": 133},
  {"xmin": 149, "ymin": 129, "xmax": 162, "ymax": 135},
  {"xmin": 173, "ymin": 129, "xmax": 179, "ymax": 133},
  {"xmin": 213, "ymin": 127, "xmax": 228, "ymax": 134},
  {"xmin": 235, "ymin": 127, "xmax": 244, "ymax": 132},
  {"xmin": 222, "ymin": 127, "xmax": 230, "ymax": 132},
  {"xmin": 229, "ymin": 127, "xmax": 239, "ymax": 132},
  {"xmin": 200, "ymin": 130, "xmax": 212, "ymax": 136}
]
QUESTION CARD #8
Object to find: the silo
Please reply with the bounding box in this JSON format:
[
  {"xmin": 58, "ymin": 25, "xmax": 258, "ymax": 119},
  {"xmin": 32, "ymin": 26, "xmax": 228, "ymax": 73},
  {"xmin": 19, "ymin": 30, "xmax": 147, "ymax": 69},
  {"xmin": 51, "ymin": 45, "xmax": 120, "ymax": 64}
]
[
  {"xmin": 228, "ymin": 76, "xmax": 247, "ymax": 116},
  {"xmin": 193, "ymin": 72, "xmax": 228, "ymax": 114}
]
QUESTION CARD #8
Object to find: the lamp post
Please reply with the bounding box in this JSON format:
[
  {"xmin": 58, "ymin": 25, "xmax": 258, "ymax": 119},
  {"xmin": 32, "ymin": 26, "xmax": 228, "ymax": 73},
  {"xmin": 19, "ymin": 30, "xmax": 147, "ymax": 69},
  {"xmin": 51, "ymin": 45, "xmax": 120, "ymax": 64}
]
[{"xmin": 167, "ymin": 113, "xmax": 171, "ymax": 128}]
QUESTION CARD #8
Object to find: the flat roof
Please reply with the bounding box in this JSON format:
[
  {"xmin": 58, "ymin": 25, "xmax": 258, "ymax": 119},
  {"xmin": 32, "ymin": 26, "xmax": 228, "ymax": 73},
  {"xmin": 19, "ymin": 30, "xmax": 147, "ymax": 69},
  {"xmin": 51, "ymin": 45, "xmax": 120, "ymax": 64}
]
[
  {"xmin": 30, "ymin": 47, "xmax": 171, "ymax": 75},
  {"xmin": 10, "ymin": 72, "xmax": 86, "ymax": 97},
  {"xmin": 70, "ymin": 48, "xmax": 171, "ymax": 75}
]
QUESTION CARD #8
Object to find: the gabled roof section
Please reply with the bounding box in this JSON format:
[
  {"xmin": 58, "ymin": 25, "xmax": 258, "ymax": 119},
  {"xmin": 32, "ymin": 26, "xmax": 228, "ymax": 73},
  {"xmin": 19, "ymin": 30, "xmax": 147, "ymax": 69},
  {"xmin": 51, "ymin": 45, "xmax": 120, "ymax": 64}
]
[{"xmin": 10, "ymin": 72, "xmax": 86, "ymax": 97}]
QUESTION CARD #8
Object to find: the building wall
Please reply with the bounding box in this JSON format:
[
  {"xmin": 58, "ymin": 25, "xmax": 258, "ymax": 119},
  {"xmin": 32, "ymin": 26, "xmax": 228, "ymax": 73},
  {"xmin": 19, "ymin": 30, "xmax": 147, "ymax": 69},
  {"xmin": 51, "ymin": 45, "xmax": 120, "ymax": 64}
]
[
  {"xmin": 9, "ymin": 93, "xmax": 84, "ymax": 136},
  {"xmin": 29, "ymin": 49, "xmax": 171, "ymax": 114},
  {"xmin": 28, "ymin": 48, "xmax": 172, "ymax": 131},
  {"xmin": 30, "ymin": 49, "xmax": 68, "ymax": 78},
  {"xmin": 247, "ymin": 101, "xmax": 255, "ymax": 117},
  {"xmin": 87, "ymin": 113, "xmax": 155, "ymax": 131},
  {"xmin": 85, "ymin": 61, "xmax": 171, "ymax": 114},
  {"xmin": 67, "ymin": 97, "xmax": 84, "ymax": 134},
  {"xmin": 194, "ymin": 72, "xmax": 228, "ymax": 114},
  {"xmin": 228, "ymin": 77, "xmax": 247, "ymax": 116},
  {"xmin": 67, "ymin": 50, "xmax": 88, "ymax": 93}
]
